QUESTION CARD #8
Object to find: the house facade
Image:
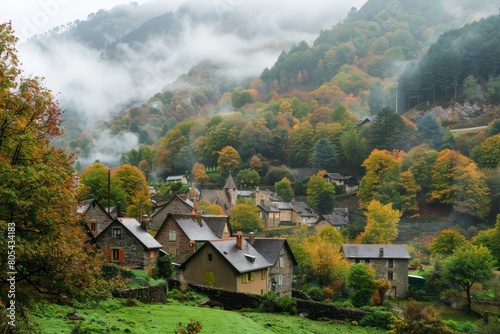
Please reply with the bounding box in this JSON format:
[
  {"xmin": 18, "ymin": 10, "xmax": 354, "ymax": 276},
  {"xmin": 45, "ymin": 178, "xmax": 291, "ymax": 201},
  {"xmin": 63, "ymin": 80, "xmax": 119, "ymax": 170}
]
[
  {"xmin": 96, "ymin": 218, "xmax": 162, "ymax": 269},
  {"xmin": 257, "ymin": 202, "xmax": 281, "ymax": 228},
  {"xmin": 77, "ymin": 199, "xmax": 114, "ymax": 237},
  {"xmin": 166, "ymin": 175, "xmax": 189, "ymax": 184},
  {"xmin": 150, "ymin": 195, "xmax": 195, "ymax": 229},
  {"xmin": 179, "ymin": 232, "xmax": 272, "ymax": 295},
  {"xmin": 341, "ymin": 244, "xmax": 411, "ymax": 298},
  {"xmin": 324, "ymin": 173, "xmax": 359, "ymax": 193},
  {"xmin": 154, "ymin": 213, "xmax": 231, "ymax": 264},
  {"xmin": 249, "ymin": 235, "xmax": 297, "ymax": 296}
]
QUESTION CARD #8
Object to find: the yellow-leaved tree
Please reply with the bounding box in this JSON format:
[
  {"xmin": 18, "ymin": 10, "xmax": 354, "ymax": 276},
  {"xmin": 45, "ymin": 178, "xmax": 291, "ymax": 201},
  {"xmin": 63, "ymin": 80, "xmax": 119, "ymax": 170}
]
[{"xmin": 357, "ymin": 200, "xmax": 401, "ymax": 244}]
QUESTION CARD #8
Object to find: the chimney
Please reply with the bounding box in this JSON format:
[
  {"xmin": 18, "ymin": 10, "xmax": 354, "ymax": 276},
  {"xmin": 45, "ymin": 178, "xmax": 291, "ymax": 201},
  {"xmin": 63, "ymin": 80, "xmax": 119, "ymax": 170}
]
[
  {"xmin": 379, "ymin": 247, "xmax": 384, "ymax": 257},
  {"xmin": 236, "ymin": 231, "xmax": 243, "ymax": 250},
  {"xmin": 189, "ymin": 240, "xmax": 196, "ymax": 256},
  {"xmin": 140, "ymin": 215, "xmax": 149, "ymax": 231},
  {"xmin": 249, "ymin": 232, "xmax": 255, "ymax": 245}
]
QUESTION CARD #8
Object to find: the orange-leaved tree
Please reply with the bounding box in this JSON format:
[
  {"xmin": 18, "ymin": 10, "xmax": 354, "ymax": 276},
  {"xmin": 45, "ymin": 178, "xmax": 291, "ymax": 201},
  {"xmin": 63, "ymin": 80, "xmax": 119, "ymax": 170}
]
[{"xmin": 0, "ymin": 22, "xmax": 110, "ymax": 315}]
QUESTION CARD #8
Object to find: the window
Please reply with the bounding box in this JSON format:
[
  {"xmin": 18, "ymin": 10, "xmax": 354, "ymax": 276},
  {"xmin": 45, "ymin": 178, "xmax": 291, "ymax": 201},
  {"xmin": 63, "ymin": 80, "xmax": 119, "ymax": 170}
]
[
  {"xmin": 112, "ymin": 248, "xmax": 122, "ymax": 262},
  {"xmin": 169, "ymin": 230, "xmax": 176, "ymax": 241},
  {"xmin": 388, "ymin": 259, "xmax": 394, "ymax": 268},
  {"xmin": 169, "ymin": 248, "xmax": 177, "ymax": 257},
  {"xmin": 149, "ymin": 250, "xmax": 155, "ymax": 259},
  {"xmin": 112, "ymin": 227, "xmax": 122, "ymax": 238},
  {"xmin": 388, "ymin": 271, "xmax": 393, "ymax": 280},
  {"xmin": 278, "ymin": 275, "xmax": 283, "ymax": 286},
  {"xmin": 208, "ymin": 254, "xmax": 213, "ymax": 262},
  {"xmin": 204, "ymin": 271, "xmax": 216, "ymax": 286},
  {"xmin": 261, "ymin": 269, "xmax": 266, "ymax": 280},
  {"xmin": 90, "ymin": 223, "xmax": 96, "ymax": 232},
  {"xmin": 241, "ymin": 272, "xmax": 255, "ymax": 283},
  {"xmin": 279, "ymin": 256, "xmax": 284, "ymax": 268}
]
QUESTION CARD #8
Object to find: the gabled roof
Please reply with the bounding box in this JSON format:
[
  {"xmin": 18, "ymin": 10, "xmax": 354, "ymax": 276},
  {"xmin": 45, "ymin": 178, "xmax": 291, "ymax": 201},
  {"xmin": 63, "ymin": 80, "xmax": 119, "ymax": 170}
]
[
  {"xmin": 257, "ymin": 203, "xmax": 280, "ymax": 213},
  {"xmin": 290, "ymin": 201, "xmax": 317, "ymax": 217},
  {"xmin": 203, "ymin": 215, "xmax": 231, "ymax": 239},
  {"xmin": 160, "ymin": 214, "xmax": 220, "ymax": 241},
  {"xmin": 325, "ymin": 173, "xmax": 354, "ymax": 181},
  {"xmin": 77, "ymin": 199, "xmax": 112, "ymax": 219},
  {"xmin": 200, "ymin": 189, "xmax": 232, "ymax": 213},
  {"xmin": 223, "ymin": 172, "xmax": 237, "ymax": 189},
  {"xmin": 180, "ymin": 239, "xmax": 272, "ymax": 274},
  {"xmin": 106, "ymin": 218, "xmax": 162, "ymax": 249},
  {"xmin": 341, "ymin": 244, "xmax": 411, "ymax": 259},
  {"xmin": 166, "ymin": 175, "xmax": 187, "ymax": 182},
  {"xmin": 151, "ymin": 195, "xmax": 195, "ymax": 218},
  {"xmin": 321, "ymin": 214, "xmax": 348, "ymax": 226},
  {"xmin": 250, "ymin": 238, "xmax": 298, "ymax": 266}
]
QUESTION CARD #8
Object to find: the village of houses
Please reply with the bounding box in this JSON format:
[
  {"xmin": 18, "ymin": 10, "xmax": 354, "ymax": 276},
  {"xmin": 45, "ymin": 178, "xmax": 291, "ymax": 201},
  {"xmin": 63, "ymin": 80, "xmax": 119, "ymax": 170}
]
[{"xmin": 78, "ymin": 171, "xmax": 411, "ymax": 300}]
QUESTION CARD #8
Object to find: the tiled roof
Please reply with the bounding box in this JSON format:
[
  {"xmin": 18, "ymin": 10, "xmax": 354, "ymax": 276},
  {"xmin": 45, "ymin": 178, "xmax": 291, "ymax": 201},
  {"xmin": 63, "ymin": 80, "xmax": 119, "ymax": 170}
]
[
  {"xmin": 117, "ymin": 218, "xmax": 162, "ymax": 249},
  {"xmin": 223, "ymin": 173, "xmax": 237, "ymax": 189},
  {"xmin": 342, "ymin": 244, "xmax": 411, "ymax": 259},
  {"xmin": 290, "ymin": 201, "xmax": 317, "ymax": 217},
  {"xmin": 77, "ymin": 199, "xmax": 95, "ymax": 214},
  {"xmin": 250, "ymin": 238, "xmax": 297, "ymax": 266},
  {"xmin": 203, "ymin": 215, "xmax": 230, "ymax": 239},
  {"xmin": 207, "ymin": 239, "xmax": 272, "ymax": 273},
  {"xmin": 322, "ymin": 214, "xmax": 348, "ymax": 226},
  {"xmin": 171, "ymin": 214, "xmax": 219, "ymax": 241}
]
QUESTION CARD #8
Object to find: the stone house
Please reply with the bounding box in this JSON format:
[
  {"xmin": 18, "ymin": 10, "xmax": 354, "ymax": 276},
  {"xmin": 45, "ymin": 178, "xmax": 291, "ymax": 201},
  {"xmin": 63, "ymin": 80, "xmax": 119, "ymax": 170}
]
[
  {"xmin": 257, "ymin": 202, "xmax": 281, "ymax": 228},
  {"xmin": 289, "ymin": 200, "xmax": 319, "ymax": 225},
  {"xmin": 166, "ymin": 175, "xmax": 189, "ymax": 184},
  {"xmin": 96, "ymin": 217, "xmax": 162, "ymax": 269},
  {"xmin": 154, "ymin": 213, "xmax": 231, "ymax": 265},
  {"xmin": 315, "ymin": 208, "xmax": 349, "ymax": 232},
  {"xmin": 77, "ymin": 199, "xmax": 114, "ymax": 238},
  {"xmin": 247, "ymin": 234, "xmax": 297, "ymax": 296},
  {"xmin": 179, "ymin": 232, "xmax": 272, "ymax": 295},
  {"xmin": 324, "ymin": 173, "xmax": 358, "ymax": 193},
  {"xmin": 341, "ymin": 244, "xmax": 411, "ymax": 298},
  {"xmin": 150, "ymin": 195, "xmax": 195, "ymax": 229}
]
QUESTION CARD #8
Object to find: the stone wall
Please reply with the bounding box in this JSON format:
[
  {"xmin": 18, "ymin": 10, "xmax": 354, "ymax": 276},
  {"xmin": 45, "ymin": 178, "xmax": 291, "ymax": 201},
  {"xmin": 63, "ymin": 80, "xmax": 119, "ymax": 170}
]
[
  {"xmin": 112, "ymin": 283, "xmax": 167, "ymax": 304},
  {"xmin": 155, "ymin": 216, "xmax": 191, "ymax": 264},
  {"xmin": 168, "ymin": 279, "xmax": 369, "ymax": 321}
]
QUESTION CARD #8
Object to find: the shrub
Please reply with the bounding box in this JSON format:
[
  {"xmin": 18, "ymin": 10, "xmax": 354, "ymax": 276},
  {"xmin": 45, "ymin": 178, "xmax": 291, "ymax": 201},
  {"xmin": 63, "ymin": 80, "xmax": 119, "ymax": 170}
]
[
  {"xmin": 359, "ymin": 307, "xmax": 397, "ymax": 330},
  {"xmin": 258, "ymin": 292, "xmax": 297, "ymax": 315},
  {"xmin": 302, "ymin": 284, "xmax": 325, "ymax": 301},
  {"xmin": 152, "ymin": 255, "xmax": 174, "ymax": 279},
  {"xmin": 175, "ymin": 319, "xmax": 202, "ymax": 334}
]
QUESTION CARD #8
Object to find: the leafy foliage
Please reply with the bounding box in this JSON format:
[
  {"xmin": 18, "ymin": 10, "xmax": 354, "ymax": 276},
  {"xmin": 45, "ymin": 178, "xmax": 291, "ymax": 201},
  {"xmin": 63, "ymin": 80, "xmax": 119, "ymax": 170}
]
[
  {"xmin": 229, "ymin": 204, "xmax": 263, "ymax": 232},
  {"xmin": 0, "ymin": 23, "xmax": 109, "ymax": 311},
  {"xmin": 357, "ymin": 200, "xmax": 401, "ymax": 244},
  {"xmin": 306, "ymin": 170, "xmax": 336, "ymax": 215},
  {"xmin": 347, "ymin": 264, "xmax": 376, "ymax": 307}
]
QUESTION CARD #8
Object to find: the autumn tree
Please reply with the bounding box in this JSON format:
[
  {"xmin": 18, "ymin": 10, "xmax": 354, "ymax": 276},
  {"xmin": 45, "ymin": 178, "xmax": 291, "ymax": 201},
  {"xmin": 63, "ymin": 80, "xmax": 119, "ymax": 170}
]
[
  {"xmin": 306, "ymin": 171, "xmax": 336, "ymax": 215},
  {"xmin": 113, "ymin": 164, "xmax": 151, "ymax": 218},
  {"xmin": 217, "ymin": 146, "xmax": 241, "ymax": 175},
  {"xmin": 230, "ymin": 204, "xmax": 263, "ymax": 233},
  {"xmin": 192, "ymin": 162, "xmax": 209, "ymax": 185},
  {"xmin": 429, "ymin": 229, "xmax": 468, "ymax": 257},
  {"xmin": 442, "ymin": 245, "xmax": 496, "ymax": 312},
  {"xmin": 357, "ymin": 200, "xmax": 401, "ymax": 244},
  {"xmin": 275, "ymin": 177, "xmax": 294, "ymax": 202},
  {"xmin": 197, "ymin": 199, "xmax": 225, "ymax": 215},
  {"xmin": 0, "ymin": 22, "xmax": 108, "ymax": 312},
  {"xmin": 303, "ymin": 227, "xmax": 349, "ymax": 287},
  {"xmin": 430, "ymin": 149, "xmax": 490, "ymax": 219}
]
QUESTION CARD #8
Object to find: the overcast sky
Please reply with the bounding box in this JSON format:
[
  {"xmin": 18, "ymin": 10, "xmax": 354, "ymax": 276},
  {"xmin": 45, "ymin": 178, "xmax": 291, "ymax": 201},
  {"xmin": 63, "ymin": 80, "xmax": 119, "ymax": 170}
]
[{"xmin": 1, "ymin": 0, "xmax": 366, "ymax": 41}]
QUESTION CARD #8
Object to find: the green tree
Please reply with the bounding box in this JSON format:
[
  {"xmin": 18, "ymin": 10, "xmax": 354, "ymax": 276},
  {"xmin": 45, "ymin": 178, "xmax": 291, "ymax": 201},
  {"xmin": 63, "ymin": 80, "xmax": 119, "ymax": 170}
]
[
  {"xmin": 217, "ymin": 146, "xmax": 241, "ymax": 175},
  {"xmin": 442, "ymin": 245, "xmax": 496, "ymax": 312},
  {"xmin": 236, "ymin": 168, "xmax": 261, "ymax": 188},
  {"xmin": 275, "ymin": 177, "xmax": 294, "ymax": 202},
  {"xmin": 463, "ymin": 75, "xmax": 483, "ymax": 102},
  {"xmin": 230, "ymin": 204, "xmax": 263, "ymax": 233},
  {"xmin": 311, "ymin": 138, "xmax": 336, "ymax": 171},
  {"xmin": 112, "ymin": 164, "xmax": 151, "ymax": 218},
  {"xmin": 0, "ymin": 22, "xmax": 108, "ymax": 313},
  {"xmin": 79, "ymin": 162, "xmax": 128, "ymax": 209},
  {"xmin": 429, "ymin": 229, "xmax": 468, "ymax": 257},
  {"xmin": 306, "ymin": 171, "xmax": 336, "ymax": 215},
  {"xmin": 471, "ymin": 134, "xmax": 500, "ymax": 169},
  {"xmin": 417, "ymin": 113, "xmax": 445, "ymax": 150},
  {"xmin": 289, "ymin": 121, "xmax": 314, "ymax": 167},
  {"xmin": 347, "ymin": 264, "xmax": 376, "ymax": 307},
  {"xmin": 357, "ymin": 200, "xmax": 401, "ymax": 244}
]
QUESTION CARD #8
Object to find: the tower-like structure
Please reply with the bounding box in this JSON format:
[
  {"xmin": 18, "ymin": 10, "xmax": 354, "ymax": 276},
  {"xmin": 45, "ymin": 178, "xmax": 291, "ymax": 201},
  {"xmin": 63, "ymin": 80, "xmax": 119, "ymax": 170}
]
[{"xmin": 224, "ymin": 172, "xmax": 238, "ymax": 207}]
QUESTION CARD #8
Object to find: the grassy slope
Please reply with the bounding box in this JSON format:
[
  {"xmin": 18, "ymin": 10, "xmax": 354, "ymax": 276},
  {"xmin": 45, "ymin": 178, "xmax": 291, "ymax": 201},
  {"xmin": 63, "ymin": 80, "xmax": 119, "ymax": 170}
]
[{"xmin": 31, "ymin": 299, "xmax": 385, "ymax": 334}]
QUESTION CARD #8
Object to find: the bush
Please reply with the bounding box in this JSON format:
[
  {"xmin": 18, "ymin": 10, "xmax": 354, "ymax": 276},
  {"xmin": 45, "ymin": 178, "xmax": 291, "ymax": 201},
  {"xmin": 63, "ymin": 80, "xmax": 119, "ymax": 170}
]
[
  {"xmin": 152, "ymin": 255, "xmax": 174, "ymax": 279},
  {"xmin": 302, "ymin": 284, "xmax": 325, "ymax": 302},
  {"xmin": 174, "ymin": 319, "xmax": 202, "ymax": 334},
  {"xmin": 169, "ymin": 285, "xmax": 197, "ymax": 302},
  {"xmin": 359, "ymin": 307, "xmax": 397, "ymax": 330},
  {"xmin": 258, "ymin": 292, "xmax": 297, "ymax": 315}
]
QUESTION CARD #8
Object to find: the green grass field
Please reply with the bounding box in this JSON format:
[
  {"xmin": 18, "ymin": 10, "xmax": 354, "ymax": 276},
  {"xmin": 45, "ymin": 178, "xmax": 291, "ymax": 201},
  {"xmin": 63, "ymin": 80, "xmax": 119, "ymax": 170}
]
[{"xmin": 29, "ymin": 298, "xmax": 385, "ymax": 334}]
